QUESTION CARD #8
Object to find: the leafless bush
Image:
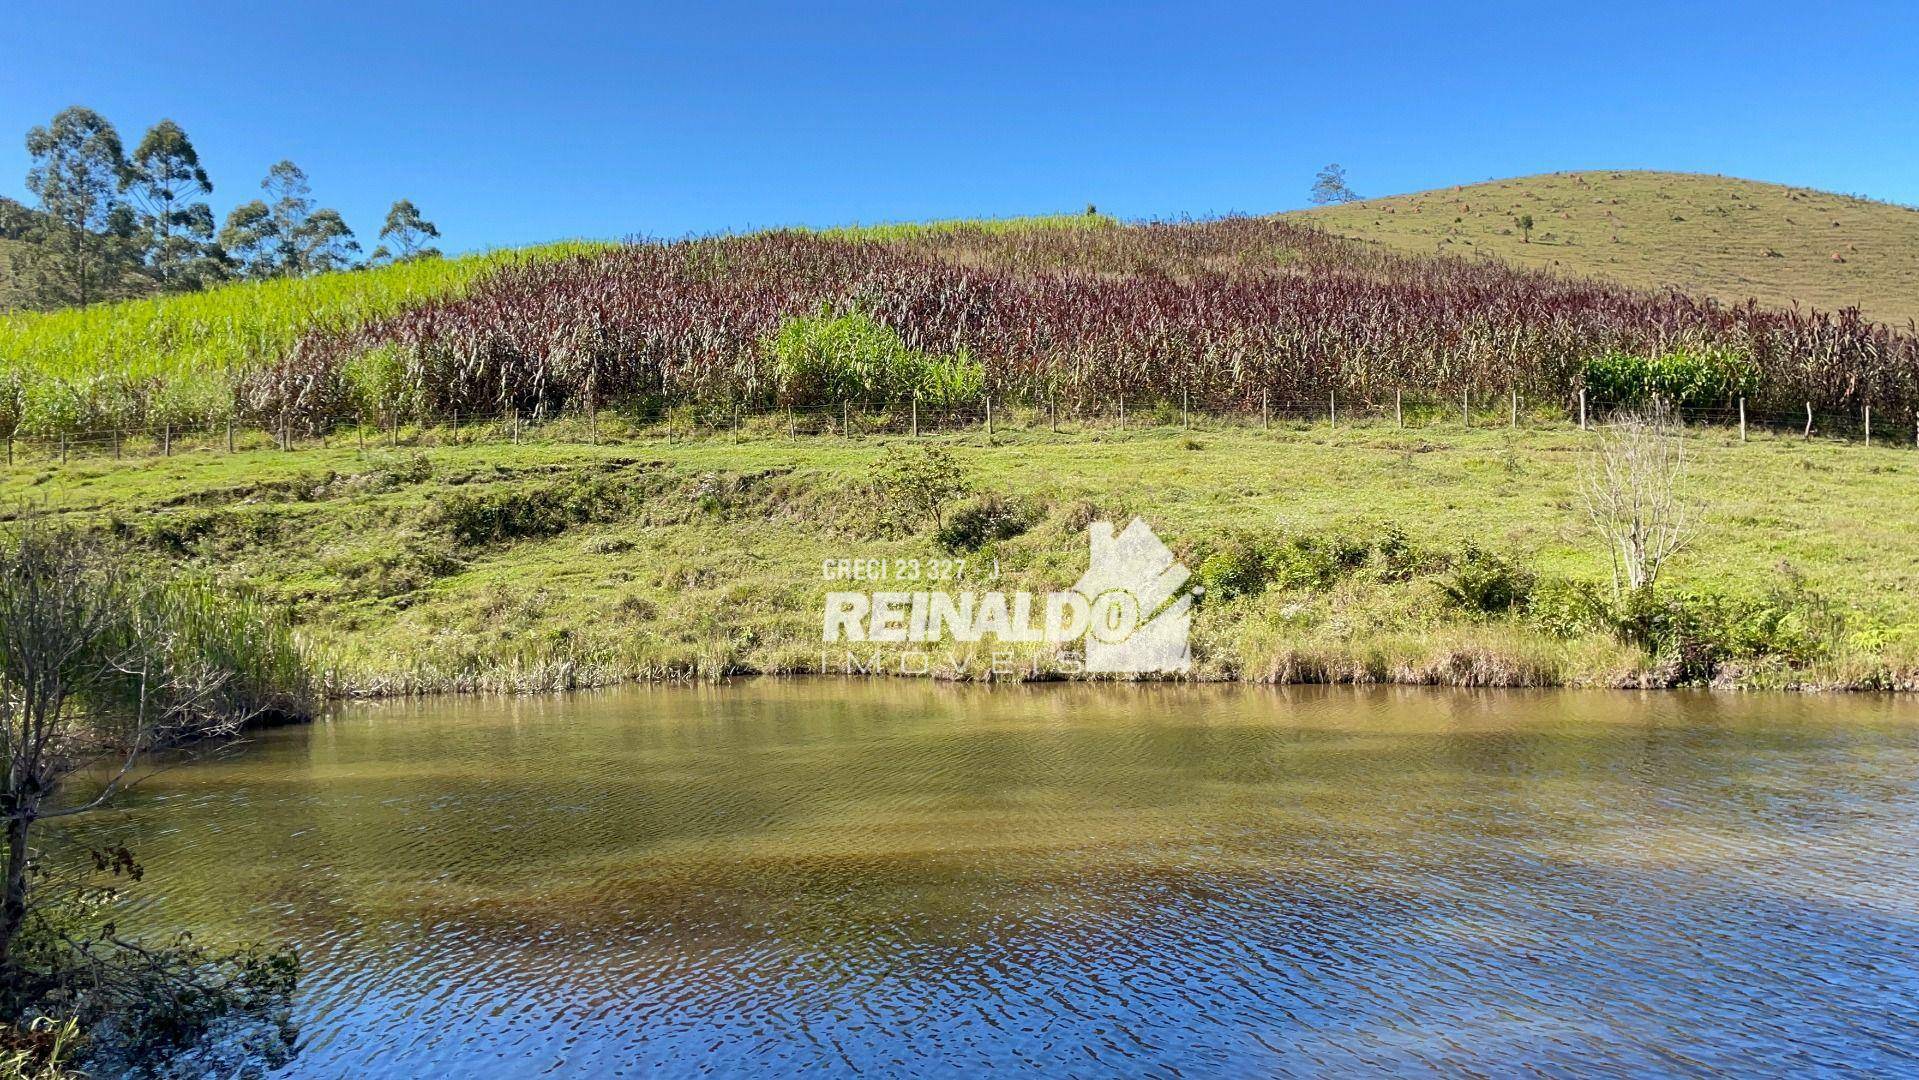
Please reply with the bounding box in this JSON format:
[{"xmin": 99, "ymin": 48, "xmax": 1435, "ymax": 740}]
[{"xmin": 1582, "ymin": 402, "xmax": 1694, "ymax": 596}]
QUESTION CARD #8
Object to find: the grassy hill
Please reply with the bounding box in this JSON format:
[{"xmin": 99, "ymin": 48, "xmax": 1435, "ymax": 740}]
[{"xmin": 1292, "ymin": 171, "xmax": 1919, "ymax": 328}]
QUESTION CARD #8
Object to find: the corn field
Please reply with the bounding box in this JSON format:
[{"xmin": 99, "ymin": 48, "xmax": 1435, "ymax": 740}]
[{"xmin": 7, "ymin": 218, "xmax": 1917, "ymax": 434}]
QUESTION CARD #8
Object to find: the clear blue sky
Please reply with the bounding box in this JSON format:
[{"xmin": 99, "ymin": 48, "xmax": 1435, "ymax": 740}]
[{"xmin": 5, "ymin": 0, "xmax": 1915, "ymax": 255}]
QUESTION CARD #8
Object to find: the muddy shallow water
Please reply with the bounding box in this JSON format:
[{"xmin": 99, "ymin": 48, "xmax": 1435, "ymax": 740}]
[{"xmin": 69, "ymin": 681, "xmax": 1919, "ymax": 1076}]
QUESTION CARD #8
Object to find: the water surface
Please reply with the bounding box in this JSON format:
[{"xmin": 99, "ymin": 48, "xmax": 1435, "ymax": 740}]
[{"xmin": 74, "ymin": 682, "xmax": 1919, "ymax": 1076}]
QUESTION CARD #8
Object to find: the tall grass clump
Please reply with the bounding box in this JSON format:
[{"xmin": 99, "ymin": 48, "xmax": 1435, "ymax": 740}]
[
  {"xmin": 1583, "ymin": 343, "xmax": 1758, "ymax": 408},
  {"xmin": 767, "ymin": 306, "xmax": 983, "ymax": 405}
]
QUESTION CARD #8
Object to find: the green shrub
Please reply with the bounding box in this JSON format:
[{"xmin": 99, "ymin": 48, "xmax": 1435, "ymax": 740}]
[
  {"xmin": 1195, "ymin": 542, "xmax": 1270, "ymax": 602},
  {"xmin": 1583, "ymin": 344, "xmax": 1757, "ymax": 408},
  {"xmin": 872, "ymin": 444, "xmax": 971, "ymax": 534},
  {"xmin": 937, "ymin": 493, "xmax": 1031, "ymax": 552},
  {"xmin": 1613, "ymin": 572, "xmax": 1847, "ymax": 680},
  {"xmin": 767, "ymin": 306, "xmax": 983, "ymax": 405},
  {"xmin": 1440, "ymin": 545, "xmax": 1535, "ymax": 616},
  {"xmin": 1268, "ymin": 533, "xmax": 1371, "ymax": 591},
  {"xmin": 1528, "ymin": 577, "xmax": 1614, "ymax": 639},
  {"xmin": 434, "ymin": 478, "xmax": 632, "ymax": 545}
]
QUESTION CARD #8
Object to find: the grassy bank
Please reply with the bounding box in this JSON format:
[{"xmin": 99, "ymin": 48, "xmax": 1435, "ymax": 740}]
[{"xmin": 5, "ymin": 413, "xmax": 1916, "ymax": 695}]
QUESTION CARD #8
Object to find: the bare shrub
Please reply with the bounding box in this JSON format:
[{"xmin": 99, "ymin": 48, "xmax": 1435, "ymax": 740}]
[{"xmin": 1581, "ymin": 402, "xmax": 1694, "ymax": 597}]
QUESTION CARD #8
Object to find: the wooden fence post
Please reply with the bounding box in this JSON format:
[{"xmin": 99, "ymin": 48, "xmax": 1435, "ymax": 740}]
[
  {"xmin": 4, "ymin": 435, "xmax": 9, "ymax": 467},
  {"xmin": 1329, "ymin": 389, "xmax": 1337, "ymax": 429},
  {"xmin": 1395, "ymin": 388, "xmax": 1403, "ymax": 429},
  {"xmin": 842, "ymin": 399, "xmax": 850, "ymax": 438},
  {"xmin": 1262, "ymin": 390, "xmax": 1270, "ymax": 429},
  {"xmin": 1865, "ymin": 405, "xmax": 1872, "ymax": 445},
  {"xmin": 163, "ymin": 424, "xmax": 172, "ymax": 457},
  {"xmin": 787, "ymin": 406, "xmax": 795, "ymax": 440},
  {"xmin": 1462, "ymin": 388, "xmax": 1470, "ymax": 428},
  {"xmin": 1804, "ymin": 402, "xmax": 1812, "ymax": 440},
  {"xmin": 911, "ymin": 392, "xmax": 919, "ymax": 438},
  {"xmin": 1182, "ymin": 388, "xmax": 1190, "ymax": 429},
  {"xmin": 358, "ymin": 418, "xmax": 366, "ymax": 452},
  {"xmin": 1578, "ymin": 387, "xmax": 1587, "ymax": 431},
  {"xmin": 985, "ymin": 398, "xmax": 993, "ymax": 439},
  {"xmin": 227, "ymin": 418, "xmax": 235, "ymax": 453},
  {"xmin": 1509, "ymin": 389, "xmax": 1518, "ymax": 428},
  {"xmin": 113, "ymin": 430, "xmax": 121, "ymax": 459},
  {"xmin": 1738, "ymin": 397, "xmax": 1746, "ymax": 442},
  {"xmin": 60, "ymin": 434, "xmax": 68, "ymax": 465}
]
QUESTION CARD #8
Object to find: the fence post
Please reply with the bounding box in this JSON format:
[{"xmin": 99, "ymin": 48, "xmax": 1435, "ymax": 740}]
[
  {"xmin": 358, "ymin": 417, "xmax": 366, "ymax": 452},
  {"xmin": 1738, "ymin": 397, "xmax": 1746, "ymax": 442},
  {"xmin": 1509, "ymin": 389, "xmax": 1517, "ymax": 428},
  {"xmin": 60, "ymin": 433, "xmax": 68, "ymax": 465},
  {"xmin": 1395, "ymin": 388, "xmax": 1403, "ymax": 429},
  {"xmin": 163, "ymin": 424, "xmax": 172, "ymax": 457},
  {"xmin": 4, "ymin": 435, "xmax": 9, "ymax": 467},
  {"xmin": 227, "ymin": 418, "xmax": 235, "ymax": 453},
  {"xmin": 1462, "ymin": 388, "xmax": 1470, "ymax": 428},
  {"xmin": 1050, "ymin": 395, "xmax": 1058, "ymax": 434},
  {"xmin": 1864, "ymin": 405, "xmax": 1872, "ymax": 445},
  {"xmin": 1262, "ymin": 390, "xmax": 1270, "ymax": 429},
  {"xmin": 787, "ymin": 406, "xmax": 795, "ymax": 440},
  {"xmin": 114, "ymin": 430, "xmax": 122, "ymax": 459},
  {"xmin": 842, "ymin": 399, "xmax": 850, "ymax": 438},
  {"xmin": 1182, "ymin": 388, "xmax": 1190, "ymax": 429},
  {"xmin": 1804, "ymin": 402, "xmax": 1812, "ymax": 440},
  {"xmin": 513, "ymin": 408, "xmax": 521, "ymax": 444},
  {"xmin": 1118, "ymin": 397, "xmax": 1126, "ymax": 430},
  {"xmin": 1329, "ymin": 389, "xmax": 1337, "ymax": 429},
  {"xmin": 985, "ymin": 398, "xmax": 993, "ymax": 439},
  {"xmin": 911, "ymin": 392, "xmax": 919, "ymax": 438},
  {"xmin": 389, "ymin": 415, "xmax": 398, "ymax": 448}
]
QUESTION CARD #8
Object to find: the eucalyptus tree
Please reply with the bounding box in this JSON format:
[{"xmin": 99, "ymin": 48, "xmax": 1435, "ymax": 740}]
[
  {"xmin": 219, "ymin": 160, "xmax": 359, "ymax": 277},
  {"xmin": 370, "ymin": 198, "xmax": 441, "ymax": 263},
  {"xmin": 124, "ymin": 119, "xmax": 221, "ymax": 290},
  {"xmin": 22, "ymin": 106, "xmax": 139, "ymax": 306}
]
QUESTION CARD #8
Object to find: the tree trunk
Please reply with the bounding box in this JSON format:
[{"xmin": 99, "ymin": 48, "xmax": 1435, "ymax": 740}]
[{"xmin": 0, "ymin": 809, "xmax": 32, "ymax": 981}]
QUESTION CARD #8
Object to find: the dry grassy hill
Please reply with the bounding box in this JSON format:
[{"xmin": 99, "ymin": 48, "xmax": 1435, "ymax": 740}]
[{"xmin": 1292, "ymin": 171, "xmax": 1919, "ymax": 328}]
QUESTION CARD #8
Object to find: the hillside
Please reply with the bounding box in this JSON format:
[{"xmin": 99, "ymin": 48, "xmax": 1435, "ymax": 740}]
[{"xmin": 1292, "ymin": 171, "xmax": 1919, "ymax": 328}]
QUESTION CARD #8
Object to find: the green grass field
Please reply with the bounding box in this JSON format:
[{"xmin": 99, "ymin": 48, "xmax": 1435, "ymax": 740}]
[
  {"xmin": 7, "ymin": 414, "xmax": 1915, "ymax": 694},
  {"xmin": 1294, "ymin": 170, "xmax": 1919, "ymax": 327}
]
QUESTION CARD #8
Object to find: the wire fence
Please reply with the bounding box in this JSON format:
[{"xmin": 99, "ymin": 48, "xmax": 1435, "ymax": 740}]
[{"xmin": 5, "ymin": 389, "xmax": 1915, "ymax": 467}]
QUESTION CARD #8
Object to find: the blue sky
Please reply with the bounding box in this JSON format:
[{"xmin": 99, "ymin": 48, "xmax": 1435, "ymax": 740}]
[{"xmin": 4, "ymin": 1, "xmax": 1914, "ymax": 255}]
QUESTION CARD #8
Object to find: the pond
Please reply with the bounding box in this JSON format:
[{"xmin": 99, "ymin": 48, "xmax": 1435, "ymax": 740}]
[{"xmin": 72, "ymin": 681, "xmax": 1919, "ymax": 1076}]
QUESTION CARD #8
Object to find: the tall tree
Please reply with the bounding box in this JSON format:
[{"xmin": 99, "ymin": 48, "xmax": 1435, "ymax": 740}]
[
  {"xmin": 124, "ymin": 119, "xmax": 220, "ymax": 290},
  {"xmin": 1308, "ymin": 163, "xmax": 1361, "ymax": 205},
  {"xmin": 22, "ymin": 106, "xmax": 139, "ymax": 306},
  {"xmin": 217, "ymin": 199, "xmax": 279, "ymax": 278},
  {"xmin": 295, "ymin": 207, "xmax": 360, "ymax": 272},
  {"xmin": 218, "ymin": 160, "xmax": 359, "ymax": 277},
  {"xmin": 369, "ymin": 199, "xmax": 441, "ymax": 263}
]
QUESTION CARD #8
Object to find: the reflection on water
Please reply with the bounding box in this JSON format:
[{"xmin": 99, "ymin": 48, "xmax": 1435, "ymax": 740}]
[{"xmin": 66, "ymin": 682, "xmax": 1919, "ymax": 1076}]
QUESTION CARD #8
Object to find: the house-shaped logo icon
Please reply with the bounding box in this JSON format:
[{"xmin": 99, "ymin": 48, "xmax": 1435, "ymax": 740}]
[{"xmin": 1071, "ymin": 518, "xmax": 1194, "ymax": 674}]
